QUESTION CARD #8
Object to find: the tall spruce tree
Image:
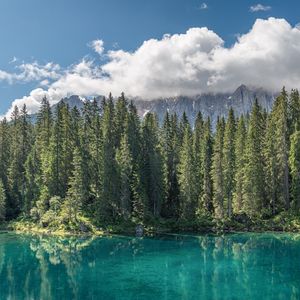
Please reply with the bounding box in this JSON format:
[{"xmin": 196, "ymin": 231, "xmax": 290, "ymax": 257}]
[
  {"xmin": 161, "ymin": 112, "xmax": 180, "ymax": 218},
  {"xmin": 243, "ymin": 100, "xmax": 266, "ymax": 216},
  {"xmin": 0, "ymin": 180, "xmax": 6, "ymax": 223},
  {"xmin": 116, "ymin": 132, "xmax": 132, "ymax": 220},
  {"xmin": 222, "ymin": 108, "xmax": 236, "ymax": 218},
  {"xmin": 127, "ymin": 102, "xmax": 146, "ymax": 222},
  {"xmin": 289, "ymin": 129, "xmax": 300, "ymax": 210},
  {"xmin": 270, "ymin": 88, "xmax": 290, "ymax": 210},
  {"xmin": 178, "ymin": 122, "xmax": 197, "ymax": 219},
  {"xmin": 65, "ymin": 147, "xmax": 84, "ymax": 221},
  {"xmin": 193, "ymin": 112, "xmax": 204, "ymax": 203},
  {"xmin": 212, "ymin": 117, "xmax": 225, "ymax": 219},
  {"xmin": 100, "ymin": 94, "xmax": 120, "ymax": 221},
  {"xmin": 198, "ymin": 118, "xmax": 213, "ymax": 215},
  {"xmin": 233, "ymin": 115, "xmax": 246, "ymax": 213},
  {"xmin": 141, "ymin": 113, "xmax": 165, "ymax": 217}
]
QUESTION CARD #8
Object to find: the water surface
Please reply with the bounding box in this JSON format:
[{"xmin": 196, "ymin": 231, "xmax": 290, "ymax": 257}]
[{"xmin": 0, "ymin": 232, "xmax": 299, "ymax": 299}]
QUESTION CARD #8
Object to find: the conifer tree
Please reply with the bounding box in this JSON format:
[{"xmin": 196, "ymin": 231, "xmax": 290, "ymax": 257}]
[
  {"xmin": 271, "ymin": 88, "xmax": 290, "ymax": 210},
  {"xmin": 7, "ymin": 106, "xmax": 23, "ymax": 218},
  {"xmin": 0, "ymin": 180, "xmax": 6, "ymax": 223},
  {"xmin": 178, "ymin": 123, "xmax": 197, "ymax": 219},
  {"xmin": 0, "ymin": 119, "xmax": 10, "ymax": 194},
  {"xmin": 243, "ymin": 100, "xmax": 266, "ymax": 216},
  {"xmin": 127, "ymin": 102, "xmax": 146, "ymax": 221},
  {"xmin": 289, "ymin": 129, "xmax": 300, "ymax": 210},
  {"xmin": 233, "ymin": 115, "xmax": 246, "ymax": 213},
  {"xmin": 222, "ymin": 108, "xmax": 236, "ymax": 218},
  {"xmin": 116, "ymin": 132, "xmax": 132, "ymax": 219},
  {"xmin": 161, "ymin": 112, "xmax": 180, "ymax": 218},
  {"xmin": 65, "ymin": 147, "xmax": 84, "ymax": 221},
  {"xmin": 24, "ymin": 146, "xmax": 41, "ymax": 215},
  {"xmin": 141, "ymin": 113, "xmax": 165, "ymax": 217},
  {"xmin": 193, "ymin": 112, "xmax": 204, "ymax": 202},
  {"xmin": 289, "ymin": 89, "xmax": 300, "ymax": 134},
  {"xmin": 199, "ymin": 118, "xmax": 213, "ymax": 215},
  {"xmin": 100, "ymin": 94, "xmax": 119, "ymax": 220},
  {"xmin": 264, "ymin": 116, "xmax": 277, "ymax": 214},
  {"xmin": 212, "ymin": 117, "xmax": 225, "ymax": 218},
  {"xmin": 47, "ymin": 102, "xmax": 66, "ymax": 198}
]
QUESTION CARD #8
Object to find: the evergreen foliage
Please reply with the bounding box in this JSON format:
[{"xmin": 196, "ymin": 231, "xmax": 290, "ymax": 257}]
[{"xmin": 1, "ymin": 89, "xmax": 300, "ymax": 231}]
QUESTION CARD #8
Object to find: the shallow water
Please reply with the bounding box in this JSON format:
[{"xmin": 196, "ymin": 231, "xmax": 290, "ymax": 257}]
[{"xmin": 0, "ymin": 232, "xmax": 300, "ymax": 299}]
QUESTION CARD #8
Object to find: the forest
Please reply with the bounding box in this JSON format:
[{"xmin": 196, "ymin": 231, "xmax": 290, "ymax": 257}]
[{"xmin": 0, "ymin": 87, "xmax": 300, "ymax": 233}]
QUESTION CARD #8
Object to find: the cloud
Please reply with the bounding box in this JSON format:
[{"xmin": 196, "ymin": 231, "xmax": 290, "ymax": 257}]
[
  {"xmin": 250, "ymin": 4, "xmax": 271, "ymax": 12},
  {"xmin": 199, "ymin": 3, "xmax": 208, "ymax": 10},
  {"xmin": 0, "ymin": 61, "xmax": 61, "ymax": 85},
  {"xmin": 9, "ymin": 56, "xmax": 18, "ymax": 64},
  {"xmin": 89, "ymin": 39, "xmax": 104, "ymax": 55},
  {"xmin": 3, "ymin": 17, "xmax": 300, "ymax": 119}
]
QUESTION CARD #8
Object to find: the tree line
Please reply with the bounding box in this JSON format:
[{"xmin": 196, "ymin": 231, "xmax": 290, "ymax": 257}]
[{"xmin": 0, "ymin": 88, "xmax": 300, "ymax": 227}]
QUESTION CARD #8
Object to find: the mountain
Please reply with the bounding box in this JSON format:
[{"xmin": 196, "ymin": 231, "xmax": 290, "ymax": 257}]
[
  {"xmin": 132, "ymin": 85, "xmax": 276, "ymax": 127},
  {"xmin": 48, "ymin": 85, "xmax": 276, "ymax": 127}
]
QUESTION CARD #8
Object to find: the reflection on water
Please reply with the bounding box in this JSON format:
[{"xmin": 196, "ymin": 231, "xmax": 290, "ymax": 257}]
[{"xmin": 0, "ymin": 232, "xmax": 300, "ymax": 299}]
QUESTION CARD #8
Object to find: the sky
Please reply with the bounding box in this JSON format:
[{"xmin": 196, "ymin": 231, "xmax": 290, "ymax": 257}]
[{"xmin": 0, "ymin": 0, "xmax": 300, "ymax": 118}]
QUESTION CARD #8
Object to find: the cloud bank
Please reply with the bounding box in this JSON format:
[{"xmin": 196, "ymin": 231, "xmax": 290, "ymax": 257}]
[{"xmin": 2, "ymin": 17, "xmax": 300, "ymax": 119}]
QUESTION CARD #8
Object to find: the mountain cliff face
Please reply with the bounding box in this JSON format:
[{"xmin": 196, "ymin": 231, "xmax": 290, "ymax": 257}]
[
  {"xmin": 132, "ymin": 85, "xmax": 276, "ymax": 126},
  {"xmin": 52, "ymin": 85, "xmax": 276, "ymax": 126}
]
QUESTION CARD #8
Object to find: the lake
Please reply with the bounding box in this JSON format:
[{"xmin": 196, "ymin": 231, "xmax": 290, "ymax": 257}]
[{"xmin": 0, "ymin": 232, "xmax": 299, "ymax": 299}]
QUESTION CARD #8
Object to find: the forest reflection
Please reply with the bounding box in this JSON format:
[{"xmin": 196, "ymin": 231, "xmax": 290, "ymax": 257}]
[{"xmin": 0, "ymin": 233, "xmax": 299, "ymax": 299}]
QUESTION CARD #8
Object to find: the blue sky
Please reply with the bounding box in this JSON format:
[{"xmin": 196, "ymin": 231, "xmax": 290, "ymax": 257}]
[{"xmin": 1, "ymin": 0, "xmax": 300, "ymax": 116}]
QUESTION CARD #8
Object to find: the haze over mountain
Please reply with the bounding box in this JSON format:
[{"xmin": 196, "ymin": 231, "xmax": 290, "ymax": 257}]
[{"xmin": 48, "ymin": 84, "xmax": 276, "ymax": 127}]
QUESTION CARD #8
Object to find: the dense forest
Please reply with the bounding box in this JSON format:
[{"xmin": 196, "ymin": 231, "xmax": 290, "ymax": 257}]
[{"xmin": 0, "ymin": 88, "xmax": 300, "ymax": 232}]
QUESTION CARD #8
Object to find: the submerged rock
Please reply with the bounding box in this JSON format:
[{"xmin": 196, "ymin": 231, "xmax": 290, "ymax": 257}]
[{"xmin": 135, "ymin": 224, "xmax": 144, "ymax": 237}]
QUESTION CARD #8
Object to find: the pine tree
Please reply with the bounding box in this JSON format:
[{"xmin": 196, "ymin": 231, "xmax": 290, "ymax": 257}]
[
  {"xmin": 199, "ymin": 118, "xmax": 213, "ymax": 215},
  {"xmin": 161, "ymin": 112, "xmax": 180, "ymax": 218},
  {"xmin": 0, "ymin": 119, "xmax": 10, "ymax": 195},
  {"xmin": 115, "ymin": 92, "xmax": 128, "ymax": 148},
  {"xmin": 65, "ymin": 147, "xmax": 85, "ymax": 221},
  {"xmin": 84, "ymin": 99, "xmax": 102, "ymax": 211},
  {"xmin": 0, "ymin": 180, "xmax": 6, "ymax": 223},
  {"xmin": 127, "ymin": 102, "xmax": 146, "ymax": 222},
  {"xmin": 212, "ymin": 117, "xmax": 225, "ymax": 219},
  {"xmin": 264, "ymin": 116, "xmax": 277, "ymax": 214},
  {"xmin": 193, "ymin": 112, "xmax": 204, "ymax": 203},
  {"xmin": 233, "ymin": 115, "xmax": 246, "ymax": 213},
  {"xmin": 7, "ymin": 106, "xmax": 23, "ymax": 218},
  {"xmin": 243, "ymin": 100, "xmax": 266, "ymax": 216},
  {"xmin": 271, "ymin": 88, "xmax": 290, "ymax": 210},
  {"xmin": 100, "ymin": 94, "xmax": 120, "ymax": 220},
  {"xmin": 116, "ymin": 133, "xmax": 132, "ymax": 219},
  {"xmin": 289, "ymin": 129, "xmax": 300, "ymax": 210},
  {"xmin": 222, "ymin": 108, "xmax": 236, "ymax": 218},
  {"xmin": 289, "ymin": 89, "xmax": 300, "ymax": 134},
  {"xmin": 47, "ymin": 102, "xmax": 66, "ymax": 198},
  {"xmin": 178, "ymin": 123, "xmax": 197, "ymax": 219},
  {"xmin": 141, "ymin": 113, "xmax": 165, "ymax": 217},
  {"xmin": 24, "ymin": 146, "xmax": 41, "ymax": 215}
]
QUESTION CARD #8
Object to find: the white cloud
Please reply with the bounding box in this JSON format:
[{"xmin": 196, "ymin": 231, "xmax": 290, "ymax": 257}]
[
  {"xmin": 250, "ymin": 4, "xmax": 271, "ymax": 12},
  {"xmin": 9, "ymin": 56, "xmax": 18, "ymax": 64},
  {"xmin": 0, "ymin": 61, "xmax": 61, "ymax": 85},
  {"xmin": 4, "ymin": 17, "xmax": 300, "ymax": 119},
  {"xmin": 199, "ymin": 3, "xmax": 208, "ymax": 10},
  {"xmin": 89, "ymin": 39, "xmax": 104, "ymax": 55},
  {"xmin": 0, "ymin": 70, "xmax": 14, "ymax": 83}
]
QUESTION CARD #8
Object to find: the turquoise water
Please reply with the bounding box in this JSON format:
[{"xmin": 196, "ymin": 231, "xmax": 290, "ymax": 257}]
[{"xmin": 0, "ymin": 232, "xmax": 300, "ymax": 299}]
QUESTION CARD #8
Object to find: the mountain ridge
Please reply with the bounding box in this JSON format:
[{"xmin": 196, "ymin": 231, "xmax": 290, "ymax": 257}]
[{"xmin": 39, "ymin": 85, "xmax": 277, "ymax": 126}]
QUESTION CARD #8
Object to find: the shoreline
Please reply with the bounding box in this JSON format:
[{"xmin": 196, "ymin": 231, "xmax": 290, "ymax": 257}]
[{"xmin": 2, "ymin": 224, "xmax": 300, "ymax": 238}]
